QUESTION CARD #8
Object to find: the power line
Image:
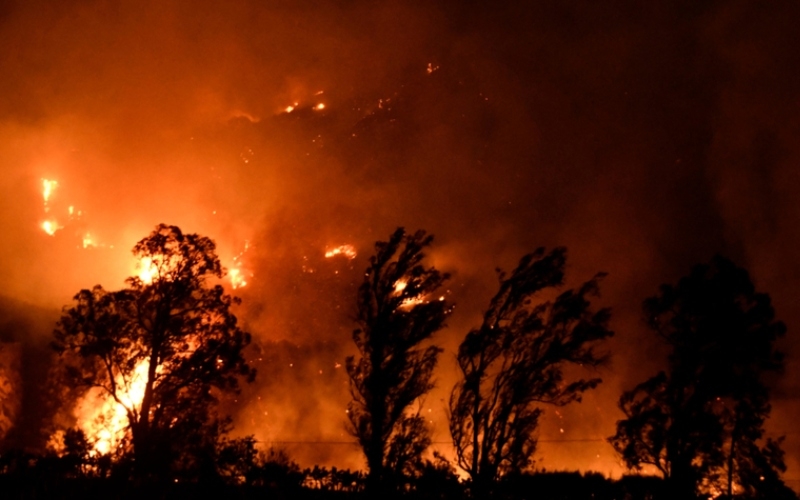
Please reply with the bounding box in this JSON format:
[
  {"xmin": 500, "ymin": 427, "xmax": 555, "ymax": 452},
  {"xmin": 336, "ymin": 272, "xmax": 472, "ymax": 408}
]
[{"xmin": 260, "ymin": 438, "xmax": 610, "ymax": 445}]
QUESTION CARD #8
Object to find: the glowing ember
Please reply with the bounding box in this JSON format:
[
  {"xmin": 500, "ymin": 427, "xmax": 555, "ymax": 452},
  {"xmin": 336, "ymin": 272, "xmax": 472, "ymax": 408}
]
[
  {"xmin": 285, "ymin": 105, "xmax": 295, "ymax": 113},
  {"xmin": 393, "ymin": 279, "xmax": 426, "ymax": 308},
  {"xmin": 40, "ymin": 179, "xmax": 63, "ymax": 235},
  {"xmin": 42, "ymin": 178, "xmax": 58, "ymax": 209},
  {"xmin": 314, "ymin": 103, "xmax": 325, "ymax": 110},
  {"xmin": 82, "ymin": 233, "xmax": 96, "ymax": 248},
  {"xmin": 324, "ymin": 244, "xmax": 357, "ymax": 259},
  {"xmin": 228, "ymin": 240, "xmax": 252, "ymax": 289},
  {"xmin": 41, "ymin": 220, "xmax": 60, "ymax": 236},
  {"xmin": 401, "ymin": 296, "xmax": 425, "ymax": 308}
]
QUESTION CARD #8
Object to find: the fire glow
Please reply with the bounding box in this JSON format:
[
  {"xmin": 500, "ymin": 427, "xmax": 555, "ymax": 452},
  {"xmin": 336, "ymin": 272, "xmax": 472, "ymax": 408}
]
[
  {"xmin": 74, "ymin": 360, "xmax": 149, "ymax": 455},
  {"xmin": 40, "ymin": 178, "xmax": 61, "ymax": 236},
  {"xmin": 42, "ymin": 178, "xmax": 57, "ymax": 209},
  {"xmin": 324, "ymin": 244, "xmax": 357, "ymax": 260},
  {"xmin": 229, "ymin": 240, "xmax": 252, "ymax": 289},
  {"xmin": 41, "ymin": 219, "xmax": 60, "ymax": 236}
]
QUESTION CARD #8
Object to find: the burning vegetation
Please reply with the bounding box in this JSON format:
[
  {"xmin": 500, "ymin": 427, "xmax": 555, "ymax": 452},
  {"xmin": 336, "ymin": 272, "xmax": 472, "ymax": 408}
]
[
  {"xmin": 0, "ymin": 222, "xmax": 794, "ymax": 499},
  {"xmin": 1, "ymin": 1, "xmax": 799, "ymax": 498}
]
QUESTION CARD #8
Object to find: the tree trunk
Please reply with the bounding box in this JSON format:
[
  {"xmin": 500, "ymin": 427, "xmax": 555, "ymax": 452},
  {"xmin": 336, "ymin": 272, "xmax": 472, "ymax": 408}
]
[
  {"xmin": 133, "ymin": 348, "xmax": 159, "ymax": 480},
  {"xmin": 727, "ymin": 427, "xmax": 737, "ymax": 498},
  {"xmin": 366, "ymin": 366, "xmax": 386, "ymax": 493}
]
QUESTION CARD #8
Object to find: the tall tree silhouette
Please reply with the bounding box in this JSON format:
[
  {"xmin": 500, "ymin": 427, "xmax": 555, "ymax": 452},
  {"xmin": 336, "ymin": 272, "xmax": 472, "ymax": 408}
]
[
  {"xmin": 448, "ymin": 248, "xmax": 612, "ymax": 495},
  {"xmin": 609, "ymin": 255, "xmax": 794, "ymax": 499},
  {"xmin": 52, "ymin": 224, "xmax": 253, "ymax": 480},
  {"xmin": 346, "ymin": 228, "xmax": 450, "ymax": 492}
]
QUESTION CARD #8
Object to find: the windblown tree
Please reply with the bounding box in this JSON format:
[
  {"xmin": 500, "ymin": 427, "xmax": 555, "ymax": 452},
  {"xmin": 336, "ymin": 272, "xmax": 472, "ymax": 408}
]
[
  {"xmin": 346, "ymin": 228, "xmax": 450, "ymax": 492},
  {"xmin": 448, "ymin": 247, "xmax": 613, "ymax": 494},
  {"xmin": 609, "ymin": 255, "xmax": 794, "ymax": 499},
  {"xmin": 52, "ymin": 224, "xmax": 254, "ymax": 480}
]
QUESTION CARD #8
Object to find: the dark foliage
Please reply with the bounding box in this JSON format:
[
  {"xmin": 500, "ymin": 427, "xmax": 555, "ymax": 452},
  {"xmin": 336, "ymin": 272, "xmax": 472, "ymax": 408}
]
[
  {"xmin": 303, "ymin": 465, "xmax": 366, "ymax": 492},
  {"xmin": 610, "ymin": 255, "xmax": 794, "ymax": 499},
  {"xmin": 448, "ymin": 247, "xmax": 613, "ymax": 494},
  {"xmin": 1, "ymin": 448, "xmax": 780, "ymax": 500},
  {"xmin": 346, "ymin": 228, "xmax": 451, "ymax": 492},
  {"xmin": 51, "ymin": 224, "xmax": 254, "ymax": 481}
]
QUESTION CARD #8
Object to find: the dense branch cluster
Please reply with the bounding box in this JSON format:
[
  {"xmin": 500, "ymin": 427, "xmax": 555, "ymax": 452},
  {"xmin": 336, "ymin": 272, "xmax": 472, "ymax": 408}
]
[
  {"xmin": 52, "ymin": 224, "xmax": 253, "ymax": 478},
  {"xmin": 610, "ymin": 256, "xmax": 793, "ymax": 499},
  {"xmin": 0, "ymin": 226, "xmax": 793, "ymax": 499},
  {"xmin": 345, "ymin": 228, "xmax": 450, "ymax": 491},
  {"xmin": 448, "ymin": 248, "xmax": 613, "ymax": 492}
]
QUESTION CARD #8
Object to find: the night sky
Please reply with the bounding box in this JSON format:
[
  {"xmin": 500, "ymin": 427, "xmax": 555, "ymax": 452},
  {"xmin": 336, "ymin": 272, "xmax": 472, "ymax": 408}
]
[{"xmin": 0, "ymin": 0, "xmax": 798, "ymax": 489}]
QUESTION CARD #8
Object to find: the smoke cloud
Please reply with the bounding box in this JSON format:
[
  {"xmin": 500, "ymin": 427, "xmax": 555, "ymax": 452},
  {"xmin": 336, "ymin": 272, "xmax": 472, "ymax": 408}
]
[{"xmin": 0, "ymin": 0, "xmax": 798, "ymax": 486}]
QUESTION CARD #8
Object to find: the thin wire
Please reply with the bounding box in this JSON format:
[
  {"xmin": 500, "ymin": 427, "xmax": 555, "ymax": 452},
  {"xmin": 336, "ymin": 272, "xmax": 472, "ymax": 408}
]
[{"xmin": 261, "ymin": 438, "xmax": 610, "ymax": 444}]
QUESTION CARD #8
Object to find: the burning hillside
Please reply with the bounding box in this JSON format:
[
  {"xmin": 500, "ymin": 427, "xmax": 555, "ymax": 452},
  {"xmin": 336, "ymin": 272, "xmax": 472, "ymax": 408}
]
[{"xmin": 0, "ymin": 0, "xmax": 798, "ymax": 495}]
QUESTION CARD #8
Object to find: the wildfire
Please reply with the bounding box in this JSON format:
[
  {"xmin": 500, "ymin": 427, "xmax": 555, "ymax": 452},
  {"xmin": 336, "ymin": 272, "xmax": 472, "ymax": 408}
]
[
  {"xmin": 41, "ymin": 220, "xmax": 61, "ymax": 236},
  {"xmin": 324, "ymin": 244, "xmax": 357, "ymax": 260},
  {"xmin": 137, "ymin": 256, "xmax": 157, "ymax": 284},
  {"xmin": 39, "ymin": 178, "xmax": 86, "ymax": 237},
  {"xmin": 229, "ymin": 240, "xmax": 252, "ymax": 289},
  {"xmin": 82, "ymin": 233, "xmax": 96, "ymax": 248},
  {"xmin": 42, "ymin": 178, "xmax": 58, "ymax": 209},
  {"xmin": 394, "ymin": 279, "xmax": 425, "ymax": 308},
  {"xmin": 229, "ymin": 268, "xmax": 247, "ymax": 289},
  {"xmin": 284, "ymin": 101, "xmax": 299, "ymax": 113},
  {"xmin": 40, "ymin": 178, "xmax": 64, "ymax": 236},
  {"xmin": 72, "ymin": 359, "xmax": 149, "ymax": 455}
]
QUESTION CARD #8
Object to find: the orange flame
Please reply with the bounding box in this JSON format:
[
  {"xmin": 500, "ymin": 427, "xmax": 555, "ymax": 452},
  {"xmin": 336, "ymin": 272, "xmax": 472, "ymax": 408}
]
[
  {"xmin": 229, "ymin": 240, "xmax": 252, "ymax": 289},
  {"xmin": 229, "ymin": 268, "xmax": 247, "ymax": 289},
  {"xmin": 324, "ymin": 244, "xmax": 357, "ymax": 259},
  {"xmin": 136, "ymin": 256, "xmax": 157, "ymax": 284},
  {"xmin": 42, "ymin": 178, "xmax": 57, "ymax": 209},
  {"xmin": 82, "ymin": 233, "xmax": 96, "ymax": 248},
  {"xmin": 41, "ymin": 220, "xmax": 60, "ymax": 236},
  {"xmin": 70, "ymin": 359, "xmax": 149, "ymax": 455}
]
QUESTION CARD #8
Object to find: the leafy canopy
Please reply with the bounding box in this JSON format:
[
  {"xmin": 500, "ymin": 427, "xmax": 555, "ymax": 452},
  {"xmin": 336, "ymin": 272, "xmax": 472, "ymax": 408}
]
[
  {"xmin": 346, "ymin": 228, "xmax": 450, "ymax": 490},
  {"xmin": 52, "ymin": 224, "xmax": 253, "ymax": 475},
  {"xmin": 609, "ymin": 255, "xmax": 792, "ymax": 499},
  {"xmin": 449, "ymin": 247, "xmax": 612, "ymax": 489}
]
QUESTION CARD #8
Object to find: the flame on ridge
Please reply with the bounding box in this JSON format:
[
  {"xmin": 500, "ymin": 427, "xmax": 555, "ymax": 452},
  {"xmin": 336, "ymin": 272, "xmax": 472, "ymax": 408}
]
[
  {"xmin": 229, "ymin": 240, "xmax": 252, "ymax": 289},
  {"xmin": 41, "ymin": 220, "xmax": 61, "ymax": 236},
  {"xmin": 324, "ymin": 244, "xmax": 357, "ymax": 260},
  {"xmin": 42, "ymin": 178, "xmax": 57, "ymax": 209},
  {"xmin": 82, "ymin": 233, "xmax": 96, "ymax": 249},
  {"xmin": 41, "ymin": 179, "xmax": 62, "ymax": 236}
]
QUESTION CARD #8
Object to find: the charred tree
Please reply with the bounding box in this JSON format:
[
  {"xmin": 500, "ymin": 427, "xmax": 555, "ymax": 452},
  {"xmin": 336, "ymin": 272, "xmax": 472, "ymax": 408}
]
[
  {"xmin": 345, "ymin": 228, "xmax": 450, "ymax": 493},
  {"xmin": 609, "ymin": 255, "xmax": 793, "ymax": 499},
  {"xmin": 448, "ymin": 248, "xmax": 612, "ymax": 495},
  {"xmin": 52, "ymin": 224, "xmax": 254, "ymax": 481}
]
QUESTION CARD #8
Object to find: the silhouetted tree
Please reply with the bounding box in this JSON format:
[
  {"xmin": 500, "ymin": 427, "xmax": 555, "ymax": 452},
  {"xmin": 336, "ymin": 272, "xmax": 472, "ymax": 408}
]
[
  {"xmin": 302, "ymin": 465, "xmax": 365, "ymax": 492},
  {"xmin": 346, "ymin": 228, "xmax": 450, "ymax": 493},
  {"xmin": 52, "ymin": 224, "xmax": 254, "ymax": 481},
  {"xmin": 609, "ymin": 255, "xmax": 793, "ymax": 499},
  {"xmin": 448, "ymin": 247, "xmax": 613, "ymax": 495}
]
